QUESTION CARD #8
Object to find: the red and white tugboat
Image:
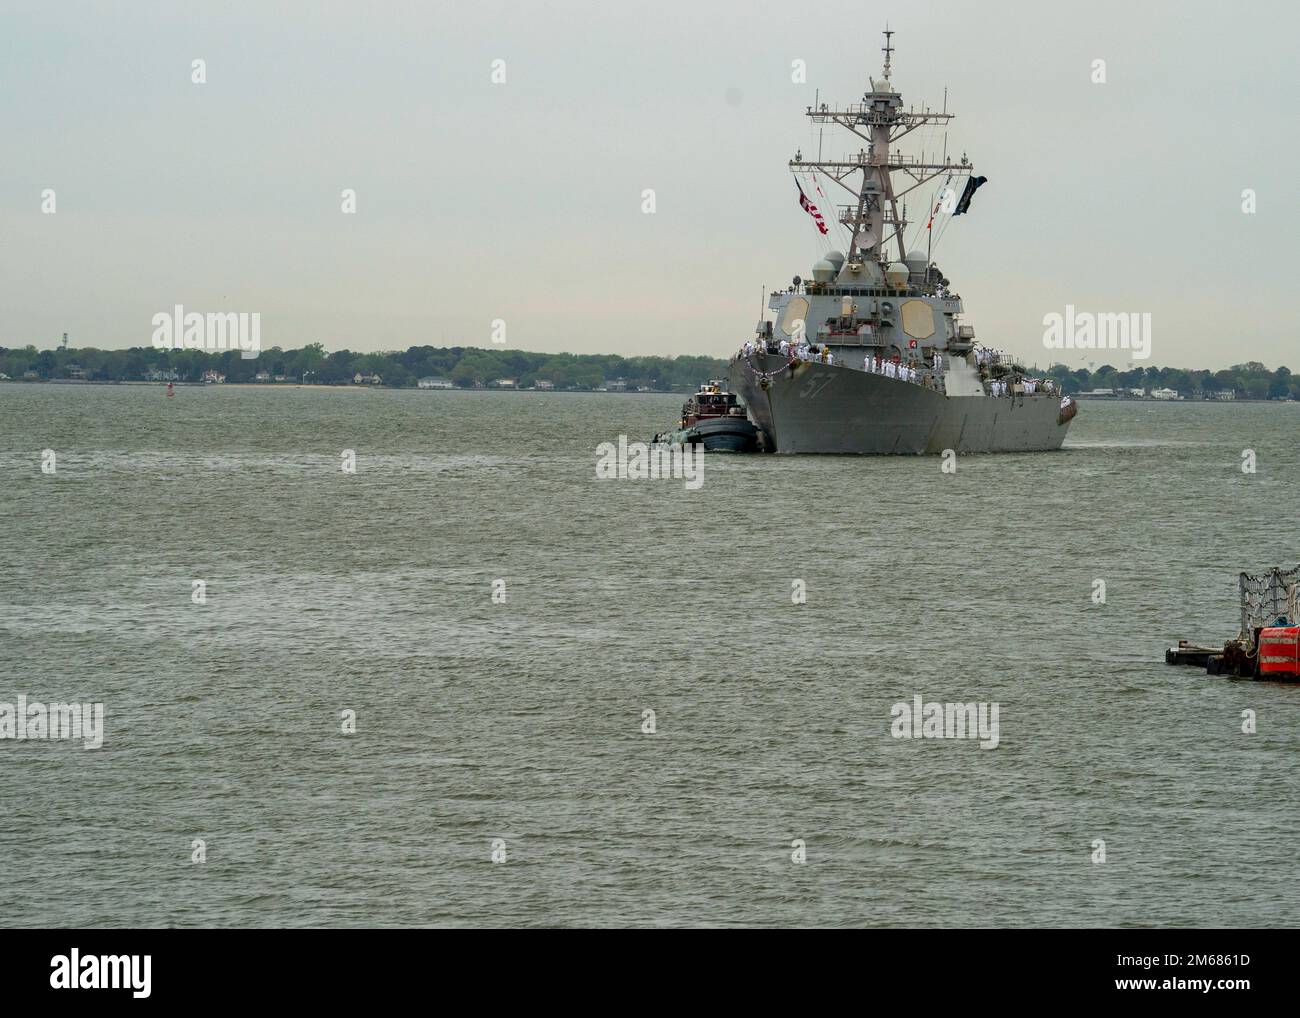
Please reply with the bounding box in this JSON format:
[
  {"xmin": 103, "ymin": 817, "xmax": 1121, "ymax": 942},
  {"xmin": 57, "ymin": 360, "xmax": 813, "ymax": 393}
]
[{"xmin": 653, "ymin": 380, "xmax": 760, "ymax": 452}]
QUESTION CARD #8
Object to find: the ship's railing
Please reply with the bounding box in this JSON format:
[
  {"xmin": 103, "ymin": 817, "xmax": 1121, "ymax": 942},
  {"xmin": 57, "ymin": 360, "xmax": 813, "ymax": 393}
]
[
  {"xmin": 819, "ymin": 332, "xmax": 881, "ymax": 346},
  {"xmin": 854, "ymin": 359, "xmax": 947, "ymax": 393},
  {"xmin": 889, "ymin": 152, "xmax": 960, "ymax": 167},
  {"xmin": 776, "ymin": 283, "xmax": 961, "ymax": 301},
  {"xmin": 808, "ymin": 104, "xmax": 890, "ymax": 123}
]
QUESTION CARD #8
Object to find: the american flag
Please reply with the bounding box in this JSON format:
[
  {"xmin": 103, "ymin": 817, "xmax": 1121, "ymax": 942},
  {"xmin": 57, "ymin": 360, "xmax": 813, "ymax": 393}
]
[{"xmin": 796, "ymin": 181, "xmax": 828, "ymax": 236}]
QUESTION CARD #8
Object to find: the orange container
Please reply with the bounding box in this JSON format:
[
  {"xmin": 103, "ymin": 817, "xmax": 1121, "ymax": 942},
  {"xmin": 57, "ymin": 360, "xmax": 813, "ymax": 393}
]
[{"xmin": 1258, "ymin": 627, "xmax": 1300, "ymax": 676}]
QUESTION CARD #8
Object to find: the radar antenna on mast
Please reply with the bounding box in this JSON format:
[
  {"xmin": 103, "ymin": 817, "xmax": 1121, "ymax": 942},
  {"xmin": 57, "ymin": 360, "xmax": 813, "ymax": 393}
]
[{"xmin": 791, "ymin": 27, "xmax": 973, "ymax": 266}]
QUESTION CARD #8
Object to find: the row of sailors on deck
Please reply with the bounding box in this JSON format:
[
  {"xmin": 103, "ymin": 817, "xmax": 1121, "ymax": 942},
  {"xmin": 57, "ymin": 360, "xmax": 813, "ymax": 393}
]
[
  {"xmin": 988, "ymin": 378, "xmax": 1050, "ymax": 397},
  {"xmin": 863, "ymin": 356, "xmax": 921, "ymax": 384},
  {"xmin": 974, "ymin": 347, "xmax": 1006, "ymax": 366},
  {"xmin": 740, "ymin": 338, "xmax": 835, "ymax": 364},
  {"xmin": 779, "ymin": 339, "xmax": 835, "ymax": 364},
  {"xmin": 743, "ymin": 338, "xmax": 811, "ymax": 361}
]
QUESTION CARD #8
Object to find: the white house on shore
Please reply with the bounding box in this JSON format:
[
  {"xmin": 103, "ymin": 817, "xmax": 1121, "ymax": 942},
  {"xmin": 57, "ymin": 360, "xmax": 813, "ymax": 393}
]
[
  {"xmin": 534, "ymin": 379, "xmax": 554, "ymax": 390},
  {"xmin": 418, "ymin": 377, "xmax": 454, "ymax": 389}
]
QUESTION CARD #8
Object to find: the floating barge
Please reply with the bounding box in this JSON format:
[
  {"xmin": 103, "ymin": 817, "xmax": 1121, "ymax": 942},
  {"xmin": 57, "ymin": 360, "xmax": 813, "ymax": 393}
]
[{"xmin": 1167, "ymin": 566, "xmax": 1300, "ymax": 680}]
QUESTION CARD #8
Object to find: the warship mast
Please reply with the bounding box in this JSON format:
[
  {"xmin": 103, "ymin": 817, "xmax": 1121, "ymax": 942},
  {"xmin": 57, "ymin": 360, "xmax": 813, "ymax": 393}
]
[
  {"xmin": 790, "ymin": 28, "xmax": 973, "ymax": 271},
  {"xmin": 725, "ymin": 26, "xmax": 1076, "ymax": 455}
]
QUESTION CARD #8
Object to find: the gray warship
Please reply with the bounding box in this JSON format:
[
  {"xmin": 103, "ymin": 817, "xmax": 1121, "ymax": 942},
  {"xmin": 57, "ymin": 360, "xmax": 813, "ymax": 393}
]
[{"xmin": 729, "ymin": 30, "xmax": 1077, "ymax": 454}]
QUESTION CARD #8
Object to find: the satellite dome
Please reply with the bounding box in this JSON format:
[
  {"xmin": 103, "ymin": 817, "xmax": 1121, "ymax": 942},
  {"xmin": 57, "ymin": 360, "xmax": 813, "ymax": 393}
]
[
  {"xmin": 811, "ymin": 259, "xmax": 836, "ymax": 283},
  {"xmin": 885, "ymin": 262, "xmax": 910, "ymax": 286},
  {"xmin": 824, "ymin": 250, "xmax": 846, "ymax": 269},
  {"xmin": 905, "ymin": 250, "xmax": 928, "ymax": 266}
]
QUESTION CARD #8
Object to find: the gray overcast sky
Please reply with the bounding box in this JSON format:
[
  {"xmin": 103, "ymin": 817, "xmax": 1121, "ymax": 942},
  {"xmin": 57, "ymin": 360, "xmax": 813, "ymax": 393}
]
[{"xmin": 2, "ymin": 0, "xmax": 1295, "ymax": 368}]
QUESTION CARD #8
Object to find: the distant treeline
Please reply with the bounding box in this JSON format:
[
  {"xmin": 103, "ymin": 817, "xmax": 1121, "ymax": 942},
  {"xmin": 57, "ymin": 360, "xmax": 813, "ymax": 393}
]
[
  {"xmin": 1045, "ymin": 361, "xmax": 1295, "ymax": 400},
  {"xmin": 0, "ymin": 344, "xmax": 727, "ymax": 391},
  {"xmin": 0, "ymin": 344, "xmax": 1295, "ymax": 398}
]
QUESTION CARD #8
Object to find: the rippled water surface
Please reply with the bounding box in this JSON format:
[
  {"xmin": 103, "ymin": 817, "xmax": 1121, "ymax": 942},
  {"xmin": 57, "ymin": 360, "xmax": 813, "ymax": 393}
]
[{"xmin": 1, "ymin": 384, "xmax": 1298, "ymax": 927}]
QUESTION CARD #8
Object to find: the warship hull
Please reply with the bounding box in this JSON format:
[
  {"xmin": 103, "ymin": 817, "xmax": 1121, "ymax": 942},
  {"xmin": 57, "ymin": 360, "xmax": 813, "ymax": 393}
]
[{"xmin": 729, "ymin": 354, "xmax": 1072, "ymax": 454}]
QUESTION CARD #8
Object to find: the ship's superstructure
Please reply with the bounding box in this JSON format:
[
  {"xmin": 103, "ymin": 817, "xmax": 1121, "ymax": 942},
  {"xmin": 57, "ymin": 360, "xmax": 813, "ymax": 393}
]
[{"xmin": 729, "ymin": 30, "xmax": 1076, "ymax": 454}]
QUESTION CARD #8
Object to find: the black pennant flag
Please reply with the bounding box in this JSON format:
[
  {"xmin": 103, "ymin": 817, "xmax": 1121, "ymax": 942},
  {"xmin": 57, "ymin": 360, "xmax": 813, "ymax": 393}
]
[{"xmin": 953, "ymin": 175, "xmax": 988, "ymax": 215}]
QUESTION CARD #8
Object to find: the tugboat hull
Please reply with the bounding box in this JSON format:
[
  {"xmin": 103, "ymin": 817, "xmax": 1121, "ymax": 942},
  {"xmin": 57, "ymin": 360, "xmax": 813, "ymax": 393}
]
[{"xmin": 673, "ymin": 416, "xmax": 760, "ymax": 452}]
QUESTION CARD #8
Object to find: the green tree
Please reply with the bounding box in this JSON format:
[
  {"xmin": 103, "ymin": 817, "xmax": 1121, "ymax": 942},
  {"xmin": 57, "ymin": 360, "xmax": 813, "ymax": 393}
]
[
  {"xmin": 1163, "ymin": 368, "xmax": 1190, "ymax": 393},
  {"xmin": 451, "ymin": 360, "xmax": 482, "ymax": 387}
]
